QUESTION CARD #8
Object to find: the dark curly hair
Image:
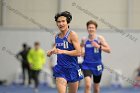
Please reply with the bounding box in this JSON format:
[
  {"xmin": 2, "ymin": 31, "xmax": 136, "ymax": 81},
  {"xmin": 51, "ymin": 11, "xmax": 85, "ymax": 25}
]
[{"xmin": 54, "ymin": 11, "xmax": 72, "ymax": 24}]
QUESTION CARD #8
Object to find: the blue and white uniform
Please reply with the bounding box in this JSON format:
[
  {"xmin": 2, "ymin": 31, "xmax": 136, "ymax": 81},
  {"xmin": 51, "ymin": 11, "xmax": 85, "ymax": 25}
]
[
  {"xmin": 82, "ymin": 35, "xmax": 104, "ymax": 76},
  {"xmin": 53, "ymin": 30, "xmax": 83, "ymax": 82}
]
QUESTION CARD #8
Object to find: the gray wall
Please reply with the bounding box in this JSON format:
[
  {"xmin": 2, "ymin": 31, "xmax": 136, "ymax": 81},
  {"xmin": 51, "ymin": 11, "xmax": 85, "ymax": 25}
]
[
  {"xmin": 0, "ymin": 28, "xmax": 52, "ymax": 84},
  {"xmin": 0, "ymin": 0, "xmax": 2, "ymax": 25},
  {"xmin": 2, "ymin": 0, "xmax": 140, "ymax": 29},
  {"xmin": 0, "ymin": 28, "xmax": 140, "ymax": 87}
]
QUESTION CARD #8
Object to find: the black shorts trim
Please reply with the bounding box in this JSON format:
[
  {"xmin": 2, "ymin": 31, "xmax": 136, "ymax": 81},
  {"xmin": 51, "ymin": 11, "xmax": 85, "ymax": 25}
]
[{"xmin": 82, "ymin": 70, "xmax": 102, "ymax": 83}]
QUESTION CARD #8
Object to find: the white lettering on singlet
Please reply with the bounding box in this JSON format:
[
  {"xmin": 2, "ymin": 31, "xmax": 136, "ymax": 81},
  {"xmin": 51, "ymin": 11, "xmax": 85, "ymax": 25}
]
[
  {"xmin": 86, "ymin": 44, "xmax": 92, "ymax": 48},
  {"xmin": 63, "ymin": 41, "xmax": 69, "ymax": 48},
  {"xmin": 86, "ymin": 44, "xmax": 99, "ymax": 53},
  {"xmin": 56, "ymin": 41, "xmax": 69, "ymax": 49},
  {"xmin": 56, "ymin": 43, "xmax": 64, "ymax": 47}
]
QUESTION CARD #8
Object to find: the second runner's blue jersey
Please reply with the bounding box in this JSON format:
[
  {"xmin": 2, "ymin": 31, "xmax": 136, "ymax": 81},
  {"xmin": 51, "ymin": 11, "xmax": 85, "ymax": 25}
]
[{"xmin": 83, "ymin": 36, "xmax": 102, "ymax": 63}]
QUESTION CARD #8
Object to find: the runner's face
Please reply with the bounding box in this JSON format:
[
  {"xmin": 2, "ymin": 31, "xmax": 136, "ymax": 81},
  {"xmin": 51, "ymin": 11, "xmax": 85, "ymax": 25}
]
[
  {"xmin": 56, "ymin": 16, "xmax": 69, "ymax": 32},
  {"xmin": 87, "ymin": 24, "xmax": 96, "ymax": 35}
]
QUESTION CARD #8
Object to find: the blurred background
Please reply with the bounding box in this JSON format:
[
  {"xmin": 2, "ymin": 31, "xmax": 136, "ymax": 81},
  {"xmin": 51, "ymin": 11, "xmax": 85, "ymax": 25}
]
[{"xmin": 0, "ymin": 0, "xmax": 140, "ymax": 93}]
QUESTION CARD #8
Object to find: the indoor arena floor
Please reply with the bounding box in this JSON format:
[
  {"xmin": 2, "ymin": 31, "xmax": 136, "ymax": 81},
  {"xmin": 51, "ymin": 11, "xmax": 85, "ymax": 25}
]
[{"xmin": 0, "ymin": 84, "xmax": 140, "ymax": 93}]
